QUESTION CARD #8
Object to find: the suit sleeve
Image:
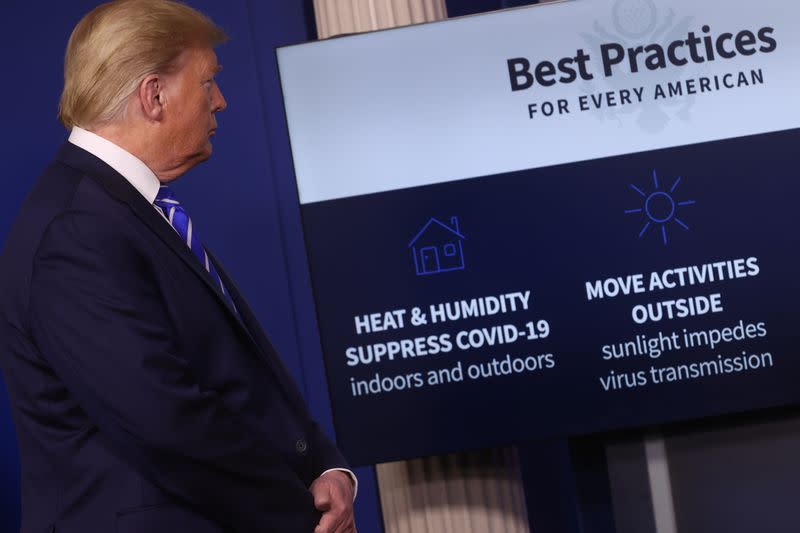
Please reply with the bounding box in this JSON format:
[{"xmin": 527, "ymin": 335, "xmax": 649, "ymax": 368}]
[
  {"xmin": 308, "ymin": 420, "xmax": 358, "ymax": 498},
  {"xmin": 29, "ymin": 211, "xmax": 316, "ymax": 532},
  {"xmin": 308, "ymin": 419, "xmax": 349, "ymax": 478}
]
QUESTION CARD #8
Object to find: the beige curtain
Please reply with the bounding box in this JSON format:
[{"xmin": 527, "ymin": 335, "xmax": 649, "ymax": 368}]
[
  {"xmin": 314, "ymin": 0, "xmax": 447, "ymax": 39},
  {"xmin": 376, "ymin": 447, "xmax": 530, "ymax": 533}
]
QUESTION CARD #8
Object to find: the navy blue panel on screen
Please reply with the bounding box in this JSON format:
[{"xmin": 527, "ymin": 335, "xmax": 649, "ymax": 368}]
[{"xmin": 301, "ymin": 128, "xmax": 800, "ymax": 466}]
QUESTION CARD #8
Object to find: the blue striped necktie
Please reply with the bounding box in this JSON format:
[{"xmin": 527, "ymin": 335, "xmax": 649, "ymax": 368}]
[{"xmin": 153, "ymin": 185, "xmax": 237, "ymax": 312}]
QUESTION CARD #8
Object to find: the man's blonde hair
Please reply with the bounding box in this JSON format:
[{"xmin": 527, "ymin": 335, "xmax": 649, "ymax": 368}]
[{"xmin": 58, "ymin": 0, "xmax": 227, "ymax": 129}]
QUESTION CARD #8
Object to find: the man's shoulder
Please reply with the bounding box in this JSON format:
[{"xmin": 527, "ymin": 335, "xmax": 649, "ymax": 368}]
[
  {"xmin": 0, "ymin": 150, "xmax": 123, "ymax": 330},
  {"xmin": 8, "ymin": 152, "xmax": 120, "ymax": 241},
  {"xmin": 1, "ymin": 141, "xmax": 148, "ymax": 276}
]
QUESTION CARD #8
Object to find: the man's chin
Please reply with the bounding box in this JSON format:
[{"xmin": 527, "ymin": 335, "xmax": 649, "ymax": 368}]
[
  {"xmin": 195, "ymin": 143, "xmax": 213, "ymax": 163},
  {"xmin": 174, "ymin": 147, "xmax": 213, "ymax": 177}
]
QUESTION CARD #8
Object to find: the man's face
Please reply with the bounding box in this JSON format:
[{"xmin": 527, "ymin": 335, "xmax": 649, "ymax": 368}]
[{"xmin": 160, "ymin": 46, "xmax": 226, "ymax": 175}]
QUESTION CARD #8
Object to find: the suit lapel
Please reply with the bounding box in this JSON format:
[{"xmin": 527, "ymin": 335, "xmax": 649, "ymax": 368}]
[
  {"xmin": 207, "ymin": 250, "xmax": 308, "ymax": 409},
  {"xmin": 127, "ymin": 199, "xmax": 251, "ymax": 330},
  {"xmin": 205, "ymin": 250, "xmax": 266, "ymax": 355},
  {"xmin": 55, "ymin": 142, "xmax": 250, "ymax": 336}
]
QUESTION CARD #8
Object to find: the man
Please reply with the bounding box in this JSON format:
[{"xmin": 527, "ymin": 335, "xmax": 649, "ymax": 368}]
[{"xmin": 0, "ymin": 1, "xmax": 356, "ymax": 532}]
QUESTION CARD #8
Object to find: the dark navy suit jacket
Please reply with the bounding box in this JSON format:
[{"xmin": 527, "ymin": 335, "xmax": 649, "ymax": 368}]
[{"xmin": 0, "ymin": 142, "xmax": 347, "ymax": 533}]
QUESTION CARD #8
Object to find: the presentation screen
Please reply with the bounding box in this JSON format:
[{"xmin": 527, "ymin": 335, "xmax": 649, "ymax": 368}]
[{"xmin": 277, "ymin": 0, "xmax": 800, "ymax": 465}]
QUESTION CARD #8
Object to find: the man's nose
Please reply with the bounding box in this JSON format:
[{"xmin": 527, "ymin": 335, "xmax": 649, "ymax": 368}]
[{"xmin": 212, "ymin": 83, "xmax": 227, "ymax": 112}]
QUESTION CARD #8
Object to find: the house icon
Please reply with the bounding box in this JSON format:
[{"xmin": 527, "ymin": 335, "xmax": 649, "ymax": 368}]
[{"xmin": 408, "ymin": 216, "xmax": 466, "ymax": 276}]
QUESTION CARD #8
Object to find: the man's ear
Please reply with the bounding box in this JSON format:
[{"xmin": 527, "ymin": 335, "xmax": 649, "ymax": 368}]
[{"xmin": 138, "ymin": 74, "xmax": 165, "ymax": 121}]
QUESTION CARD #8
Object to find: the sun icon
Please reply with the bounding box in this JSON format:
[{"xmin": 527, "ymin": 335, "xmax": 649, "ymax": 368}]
[{"xmin": 625, "ymin": 169, "xmax": 695, "ymax": 246}]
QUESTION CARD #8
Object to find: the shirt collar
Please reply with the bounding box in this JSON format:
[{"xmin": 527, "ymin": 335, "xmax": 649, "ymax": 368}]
[{"xmin": 68, "ymin": 126, "xmax": 161, "ymax": 204}]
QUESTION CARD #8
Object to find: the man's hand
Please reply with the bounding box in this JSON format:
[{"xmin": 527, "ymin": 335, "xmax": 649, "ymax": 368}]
[{"xmin": 310, "ymin": 470, "xmax": 356, "ymax": 533}]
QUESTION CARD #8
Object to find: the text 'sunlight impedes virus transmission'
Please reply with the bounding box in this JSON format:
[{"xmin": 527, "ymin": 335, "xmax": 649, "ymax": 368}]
[{"xmin": 625, "ymin": 169, "xmax": 696, "ymax": 246}]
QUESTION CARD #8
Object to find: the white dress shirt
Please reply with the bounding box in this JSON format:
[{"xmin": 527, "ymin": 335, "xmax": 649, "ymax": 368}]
[{"xmin": 69, "ymin": 127, "xmax": 161, "ymax": 204}]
